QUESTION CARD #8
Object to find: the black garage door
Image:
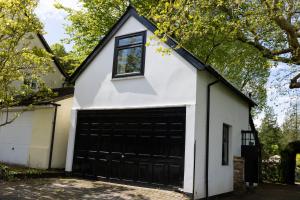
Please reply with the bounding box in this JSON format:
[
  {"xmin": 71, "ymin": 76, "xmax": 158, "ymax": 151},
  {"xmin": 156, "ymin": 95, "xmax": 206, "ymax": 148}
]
[{"xmin": 72, "ymin": 107, "xmax": 186, "ymax": 187}]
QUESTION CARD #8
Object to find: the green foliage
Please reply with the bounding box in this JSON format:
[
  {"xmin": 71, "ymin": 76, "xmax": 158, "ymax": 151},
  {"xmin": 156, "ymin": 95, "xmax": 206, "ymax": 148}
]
[
  {"xmin": 259, "ymin": 106, "xmax": 282, "ymax": 158},
  {"xmin": 51, "ymin": 43, "xmax": 80, "ymax": 75},
  {"xmin": 262, "ymin": 159, "xmax": 281, "ymax": 183},
  {"xmin": 57, "ymin": 0, "xmax": 269, "ymax": 111},
  {"xmin": 259, "ymin": 107, "xmax": 300, "ymax": 183},
  {"xmin": 0, "ymin": 0, "xmax": 54, "ymax": 124},
  {"xmin": 0, "ymin": 163, "xmax": 43, "ymax": 181},
  {"xmin": 296, "ymin": 154, "xmax": 300, "ymax": 182},
  {"xmin": 259, "ymin": 107, "xmax": 283, "ymax": 182},
  {"xmin": 149, "ymin": 0, "xmax": 300, "ymax": 65},
  {"xmin": 0, "ymin": 163, "xmax": 14, "ymax": 180},
  {"xmin": 281, "ymin": 111, "xmax": 300, "ymax": 148}
]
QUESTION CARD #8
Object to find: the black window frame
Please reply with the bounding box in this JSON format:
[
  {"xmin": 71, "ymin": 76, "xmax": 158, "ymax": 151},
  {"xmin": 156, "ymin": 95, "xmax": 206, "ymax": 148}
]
[
  {"xmin": 222, "ymin": 123, "xmax": 230, "ymax": 166},
  {"xmin": 112, "ymin": 31, "xmax": 147, "ymax": 78}
]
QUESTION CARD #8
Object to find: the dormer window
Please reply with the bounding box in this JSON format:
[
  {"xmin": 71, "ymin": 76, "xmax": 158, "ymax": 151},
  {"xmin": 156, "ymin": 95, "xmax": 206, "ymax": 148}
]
[{"xmin": 112, "ymin": 31, "xmax": 146, "ymax": 78}]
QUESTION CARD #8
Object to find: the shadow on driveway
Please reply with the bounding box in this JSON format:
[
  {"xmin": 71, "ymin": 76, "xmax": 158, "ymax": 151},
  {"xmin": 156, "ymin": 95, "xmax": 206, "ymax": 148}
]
[
  {"xmin": 0, "ymin": 178, "xmax": 188, "ymax": 200},
  {"xmin": 220, "ymin": 184, "xmax": 300, "ymax": 200}
]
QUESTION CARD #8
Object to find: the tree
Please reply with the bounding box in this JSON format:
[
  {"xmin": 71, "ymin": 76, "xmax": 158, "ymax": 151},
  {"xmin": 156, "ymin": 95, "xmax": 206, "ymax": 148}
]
[
  {"xmin": 147, "ymin": 0, "xmax": 300, "ymax": 89},
  {"xmin": 281, "ymin": 107, "xmax": 300, "ymax": 148},
  {"xmin": 51, "ymin": 43, "xmax": 79, "ymax": 76},
  {"xmin": 0, "ymin": 0, "xmax": 53, "ymax": 126},
  {"xmin": 259, "ymin": 106, "xmax": 282, "ymax": 158},
  {"xmin": 57, "ymin": 0, "xmax": 269, "ymax": 111}
]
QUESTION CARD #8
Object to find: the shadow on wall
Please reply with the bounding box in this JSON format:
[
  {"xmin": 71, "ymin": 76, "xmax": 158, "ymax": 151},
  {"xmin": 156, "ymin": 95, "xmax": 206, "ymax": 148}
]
[
  {"xmin": 112, "ymin": 77, "xmax": 156, "ymax": 95},
  {"xmin": 0, "ymin": 178, "xmax": 150, "ymax": 200},
  {"xmin": 76, "ymin": 74, "xmax": 157, "ymax": 108}
]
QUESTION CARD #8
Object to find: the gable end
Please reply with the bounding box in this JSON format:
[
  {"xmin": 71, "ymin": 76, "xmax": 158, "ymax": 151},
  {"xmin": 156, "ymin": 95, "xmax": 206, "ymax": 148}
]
[{"xmin": 69, "ymin": 6, "xmax": 256, "ymax": 107}]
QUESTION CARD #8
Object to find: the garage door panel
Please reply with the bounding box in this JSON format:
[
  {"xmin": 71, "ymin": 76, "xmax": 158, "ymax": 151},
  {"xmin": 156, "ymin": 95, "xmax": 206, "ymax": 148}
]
[
  {"xmin": 169, "ymin": 137, "xmax": 185, "ymax": 157},
  {"xmin": 73, "ymin": 157, "xmax": 86, "ymax": 175},
  {"xmin": 96, "ymin": 159, "xmax": 108, "ymax": 178},
  {"xmin": 137, "ymin": 136, "xmax": 152, "ymax": 155},
  {"xmin": 110, "ymin": 160, "xmax": 121, "ymax": 179},
  {"xmin": 99, "ymin": 135, "xmax": 110, "ymax": 152},
  {"xmin": 137, "ymin": 162, "xmax": 152, "ymax": 183},
  {"xmin": 111, "ymin": 135, "xmax": 123, "ymax": 153},
  {"xmin": 152, "ymin": 163, "xmax": 166, "ymax": 185},
  {"xmin": 168, "ymin": 165, "xmax": 182, "ymax": 185},
  {"xmin": 123, "ymin": 135, "xmax": 136, "ymax": 154},
  {"xmin": 73, "ymin": 107, "xmax": 185, "ymax": 187},
  {"xmin": 122, "ymin": 160, "xmax": 137, "ymax": 181},
  {"xmin": 153, "ymin": 136, "xmax": 168, "ymax": 157},
  {"xmin": 86, "ymin": 158, "xmax": 97, "ymax": 177},
  {"xmin": 89, "ymin": 134, "xmax": 99, "ymax": 151}
]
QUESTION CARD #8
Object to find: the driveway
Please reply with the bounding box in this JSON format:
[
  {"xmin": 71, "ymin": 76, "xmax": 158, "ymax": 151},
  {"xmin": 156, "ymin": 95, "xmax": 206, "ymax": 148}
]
[
  {"xmin": 222, "ymin": 184, "xmax": 300, "ymax": 200},
  {"xmin": 0, "ymin": 178, "xmax": 189, "ymax": 200},
  {"xmin": 0, "ymin": 179, "xmax": 300, "ymax": 200}
]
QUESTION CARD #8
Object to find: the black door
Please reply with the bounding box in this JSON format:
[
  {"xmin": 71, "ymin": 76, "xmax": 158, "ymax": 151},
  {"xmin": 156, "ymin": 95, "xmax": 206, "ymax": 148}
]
[
  {"xmin": 241, "ymin": 145, "xmax": 259, "ymax": 183},
  {"xmin": 241, "ymin": 130, "xmax": 259, "ymax": 183},
  {"xmin": 72, "ymin": 107, "xmax": 186, "ymax": 187}
]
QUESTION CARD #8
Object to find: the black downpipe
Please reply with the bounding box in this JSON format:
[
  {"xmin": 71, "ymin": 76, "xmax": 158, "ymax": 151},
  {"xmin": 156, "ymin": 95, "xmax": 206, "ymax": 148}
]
[
  {"xmin": 192, "ymin": 140, "xmax": 196, "ymax": 199},
  {"xmin": 48, "ymin": 105, "xmax": 59, "ymax": 170},
  {"xmin": 205, "ymin": 80, "xmax": 219, "ymax": 200}
]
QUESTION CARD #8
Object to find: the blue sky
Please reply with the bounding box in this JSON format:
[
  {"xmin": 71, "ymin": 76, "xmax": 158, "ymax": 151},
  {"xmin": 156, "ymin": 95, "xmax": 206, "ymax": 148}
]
[
  {"xmin": 35, "ymin": 0, "xmax": 80, "ymax": 50},
  {"xmin": 35, "ymin": 1, "xmax": 299, "ymax": 127}
]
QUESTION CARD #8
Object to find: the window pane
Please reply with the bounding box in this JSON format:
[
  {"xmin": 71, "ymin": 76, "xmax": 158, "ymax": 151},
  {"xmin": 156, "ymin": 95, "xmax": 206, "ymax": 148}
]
[
  {"xmin": 118, "ymin": 35, "xmax": 143, "ymax": 46},
  {"xmin": 117, "ymin": 47, "xmax": 142, "ymax": 74},
  {"xmin": 222, "ymin": 124, "xmax": 229, "ymax": 165}
]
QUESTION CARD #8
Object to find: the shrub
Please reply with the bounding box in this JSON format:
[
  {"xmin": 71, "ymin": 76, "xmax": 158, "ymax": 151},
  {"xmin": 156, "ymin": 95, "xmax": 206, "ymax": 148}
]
[
  {"xmin": 0, "ymin": 163, "xmax": 14, "ymax": 180},
  {"xmin": 262, "ymin": 159, "xmax": 281, "ymax": 183}
]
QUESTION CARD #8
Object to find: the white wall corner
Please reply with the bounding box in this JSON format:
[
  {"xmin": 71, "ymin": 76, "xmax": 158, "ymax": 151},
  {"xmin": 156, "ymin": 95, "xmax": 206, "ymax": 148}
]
[
  {"xmin": 65, "ymin": 109, "xmax": 77, "ymax": 172},
  {"xmin": 183, "ymin": 104, "xmax": 196, "ymax": 193}
]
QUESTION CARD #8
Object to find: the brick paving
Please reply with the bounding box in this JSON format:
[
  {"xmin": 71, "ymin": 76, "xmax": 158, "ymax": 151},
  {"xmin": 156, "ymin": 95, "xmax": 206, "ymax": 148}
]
[
  {"xmin": 1, "ymin": 178, "xmax": 300, "ymax": 200},
  {"xmin": 0, "ymin": 178, "xmax": 189, "ymax": 200}
]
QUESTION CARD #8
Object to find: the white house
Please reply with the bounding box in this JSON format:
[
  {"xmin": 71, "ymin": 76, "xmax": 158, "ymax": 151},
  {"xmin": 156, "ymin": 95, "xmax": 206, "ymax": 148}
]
[
  {"xmin": 0, "ymin": 34, "xmax": 73, "ymax": 170},
  {"xmin": 65, "ymin": 6, "xmax": 258, "ymax": 199}
]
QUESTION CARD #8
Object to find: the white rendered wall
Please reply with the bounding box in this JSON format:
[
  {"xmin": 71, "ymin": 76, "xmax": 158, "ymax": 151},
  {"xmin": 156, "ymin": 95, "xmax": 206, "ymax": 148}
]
[
  {"xmin": 194, "ymin": 70, "xmax": 250, "ymax": 199},
  {"xmin": 66, "ymin": 16, "xmax": 198, "ymax": 193},
  {"xmin": 12, "ymin": 34, "xmax": 65, "ymax": 89},
  {"xmin": 51, "ymin": 97, "xmax": 73, "ymax": 169},
  {"xmin": 0, "ymin": 111, "xmax": 33, "ymax": 166},
  {"xmin": 29, "ymin": 107, "xmax": 55, "ymax": 169}
]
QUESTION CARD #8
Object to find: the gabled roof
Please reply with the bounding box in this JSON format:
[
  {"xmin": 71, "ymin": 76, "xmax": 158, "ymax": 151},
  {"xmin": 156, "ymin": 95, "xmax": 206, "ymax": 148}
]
[
  {"xmin": 69, "ymin": 6, "xmax": 256, "ymax": 106},
  {"xmin": 37, "ymin": 34, "xmax": 68, "ymax": 79}
]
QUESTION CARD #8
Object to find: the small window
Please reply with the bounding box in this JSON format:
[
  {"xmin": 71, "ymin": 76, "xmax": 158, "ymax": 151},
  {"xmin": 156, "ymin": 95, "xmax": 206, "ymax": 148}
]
[
  {"xmin": 222, "ymin": 124, "xmax": 230, "ymax": 166},
  {"xmin": 112, "ymin": 31, "xmax": 146, "ymax": 78},
  {"xmin": 24, "ymin": 78, "xmax": 38, "ymax": 90}
]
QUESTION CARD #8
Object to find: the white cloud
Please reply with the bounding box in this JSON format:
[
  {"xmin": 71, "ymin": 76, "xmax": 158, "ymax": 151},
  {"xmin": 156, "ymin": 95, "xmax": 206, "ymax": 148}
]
[{"xmin": 35, "ymin": 0, "xmax": 80, "ymax": 21}]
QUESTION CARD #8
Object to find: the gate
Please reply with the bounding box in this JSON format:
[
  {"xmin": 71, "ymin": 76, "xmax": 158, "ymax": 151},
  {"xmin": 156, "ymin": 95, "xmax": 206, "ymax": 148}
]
[{"xmin": 241, "ymin": 130, "xmax": 259, "ymax": 183}]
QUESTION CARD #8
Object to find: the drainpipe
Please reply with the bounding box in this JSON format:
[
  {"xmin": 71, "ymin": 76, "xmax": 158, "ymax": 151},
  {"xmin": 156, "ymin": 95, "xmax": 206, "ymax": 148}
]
[
  {"xmin": 48, "ymin": 104, "xmax": 60, "ymax": 170},
  {"xmin": 205, "ymin": 80, "xmax": 219, "ymax": 200},
  {"xmin": 192, "ymin": 140, "xmax": 196, "ymax": 199}
]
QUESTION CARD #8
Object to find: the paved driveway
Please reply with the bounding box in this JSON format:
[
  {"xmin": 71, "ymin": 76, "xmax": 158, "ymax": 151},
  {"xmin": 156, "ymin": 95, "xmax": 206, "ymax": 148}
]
[
  {"xmin": 223, "ymin": 184, "xmax": 300, "ymax": 200},
  {"xmin": 0, "ymin": 179, "xmax": 300, "ymax": 200},
  {"xmin": 0, "ymin": 178, "xmax": 189, "ymax": 200}
]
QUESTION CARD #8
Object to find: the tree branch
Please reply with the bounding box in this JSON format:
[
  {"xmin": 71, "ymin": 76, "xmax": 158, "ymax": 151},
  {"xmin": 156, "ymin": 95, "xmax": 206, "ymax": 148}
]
[
  {"xmin": 272, "ymin": 48, "xmax": 293, "ymax": 55},
  {"xmin": 0, "ymin": 110, "xmax": 22, "ymax": 127},
  {"xmin": 290, "ymin": 72, "xmax": 300, "ymax": 88}
]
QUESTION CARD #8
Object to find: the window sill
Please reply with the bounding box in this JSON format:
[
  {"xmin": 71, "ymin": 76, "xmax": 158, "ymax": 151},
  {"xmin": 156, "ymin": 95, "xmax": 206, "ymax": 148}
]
[{"xmin": 111, "ymin": 75, "xmax": 145, "ymax": 81}]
